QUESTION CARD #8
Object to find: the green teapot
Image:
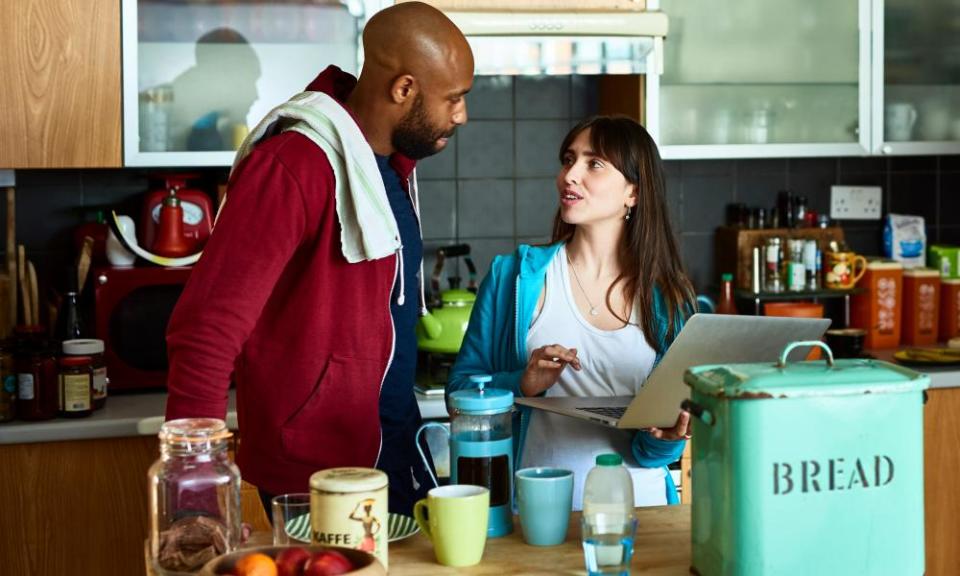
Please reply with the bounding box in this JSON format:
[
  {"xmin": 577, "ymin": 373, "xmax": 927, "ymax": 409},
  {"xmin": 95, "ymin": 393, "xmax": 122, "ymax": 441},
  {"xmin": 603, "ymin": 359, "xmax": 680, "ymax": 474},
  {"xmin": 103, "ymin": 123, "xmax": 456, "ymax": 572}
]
[{"xmin": 417, "ymin": 288, "xmax": 476, "ymax": 354}]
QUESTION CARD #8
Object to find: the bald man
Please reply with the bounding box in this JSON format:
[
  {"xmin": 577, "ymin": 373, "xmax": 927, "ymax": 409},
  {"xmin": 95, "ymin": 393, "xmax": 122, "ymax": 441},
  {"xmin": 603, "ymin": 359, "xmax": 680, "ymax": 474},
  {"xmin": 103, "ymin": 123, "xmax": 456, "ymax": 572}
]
[{"xmin": 165, "ymin": 2, "xmax": 474, "ymax": 516}]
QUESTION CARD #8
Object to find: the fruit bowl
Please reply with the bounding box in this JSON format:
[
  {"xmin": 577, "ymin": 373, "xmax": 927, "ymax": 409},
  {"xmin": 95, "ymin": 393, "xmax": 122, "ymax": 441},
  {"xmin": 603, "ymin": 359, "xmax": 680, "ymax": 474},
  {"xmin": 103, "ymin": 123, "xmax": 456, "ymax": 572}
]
[{"xmin": 198, "ymin": 545, "xmax": 385, "ymax": 576}]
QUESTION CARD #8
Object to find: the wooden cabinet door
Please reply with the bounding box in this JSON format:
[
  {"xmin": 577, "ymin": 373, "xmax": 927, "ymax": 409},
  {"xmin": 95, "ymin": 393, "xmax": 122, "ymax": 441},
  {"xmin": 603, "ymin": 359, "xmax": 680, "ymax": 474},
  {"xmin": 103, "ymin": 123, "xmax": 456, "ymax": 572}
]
[{"xmin": 0, "ymin": 0, "xmax": 121, "ymax": 168}]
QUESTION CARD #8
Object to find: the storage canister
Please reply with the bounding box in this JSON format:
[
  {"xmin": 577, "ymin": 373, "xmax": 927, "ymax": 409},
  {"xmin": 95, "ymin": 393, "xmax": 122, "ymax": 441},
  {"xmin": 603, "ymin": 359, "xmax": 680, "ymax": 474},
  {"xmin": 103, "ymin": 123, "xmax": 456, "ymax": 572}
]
[
  {"xmin": 310, "ymin": 467, "xmax": 389, "ymax": 569},
  {"xmin": 14, "ymin": 326, "xmax": 58, "ymax": 421},
  {"xmin": 851, "ymin": 259, "xmax": 903, "ymax": 349},
  {"xmin": 58, "ymin": 356, "xmax": 93, "ymax": 418},
  {"xmin": 938, "ymin": 278, "xmax": 960, "ymax": 342},
  {"xmin": 684, "ymin": 341, "xmax": 928, "ymax": 576},
  {"xmin": 63, "ymin": 339, "xmax": 108, "ymax": 410},
  {"xmin": 901, "ymin": 268, "xmax": 940, "ymax": 346}
]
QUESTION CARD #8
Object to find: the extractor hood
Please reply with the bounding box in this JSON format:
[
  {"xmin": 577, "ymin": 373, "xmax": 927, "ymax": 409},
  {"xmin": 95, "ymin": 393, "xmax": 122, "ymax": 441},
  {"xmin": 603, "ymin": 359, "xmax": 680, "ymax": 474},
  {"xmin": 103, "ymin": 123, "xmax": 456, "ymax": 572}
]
[{"xmin": 392, "ymin": 2, "xmax": 669, "ymax": 76}]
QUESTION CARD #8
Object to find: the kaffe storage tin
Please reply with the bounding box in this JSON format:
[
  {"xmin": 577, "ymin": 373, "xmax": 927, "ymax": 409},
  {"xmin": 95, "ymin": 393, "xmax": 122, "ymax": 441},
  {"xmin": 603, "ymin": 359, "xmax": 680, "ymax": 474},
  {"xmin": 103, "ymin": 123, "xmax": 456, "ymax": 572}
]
[
  {"xmin": 851, "ymin": 259, "xmax": 903, "ymax": 349},
  {"xmin": 309, "ymin": 468, "xmax": 388, "ymax": 568},
  {"xmin": 684, "ymin": 342, "xmax": 928, "ymax": 576}
]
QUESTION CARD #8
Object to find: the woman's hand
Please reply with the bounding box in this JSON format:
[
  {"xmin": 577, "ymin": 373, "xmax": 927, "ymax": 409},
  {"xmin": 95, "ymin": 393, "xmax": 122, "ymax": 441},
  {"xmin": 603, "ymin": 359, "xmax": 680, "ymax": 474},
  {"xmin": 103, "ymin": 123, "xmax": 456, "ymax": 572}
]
[
  {"xmin": 520, "ymin": 344, "xmax": 581, "ymax": 397},
  {"xmin": 646, "ymin": 410, "xmax": 691, "ymax": 442}
]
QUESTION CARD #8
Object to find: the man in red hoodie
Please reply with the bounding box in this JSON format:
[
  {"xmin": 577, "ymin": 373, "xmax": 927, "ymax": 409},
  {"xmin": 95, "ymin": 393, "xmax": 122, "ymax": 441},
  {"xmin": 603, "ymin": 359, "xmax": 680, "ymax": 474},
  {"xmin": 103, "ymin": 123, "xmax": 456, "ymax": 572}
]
[{"xmin": 165, "ymin": 2, "xmax": 474, "ymax": 516}]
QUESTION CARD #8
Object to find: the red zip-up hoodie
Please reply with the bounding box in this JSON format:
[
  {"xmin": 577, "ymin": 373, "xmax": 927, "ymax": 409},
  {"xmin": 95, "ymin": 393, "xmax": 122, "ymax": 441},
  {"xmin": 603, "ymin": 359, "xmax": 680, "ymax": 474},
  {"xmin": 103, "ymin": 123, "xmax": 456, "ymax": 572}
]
[{"xmin": 165, "ymin": 66, "xmax": 415, "ymax": 495}]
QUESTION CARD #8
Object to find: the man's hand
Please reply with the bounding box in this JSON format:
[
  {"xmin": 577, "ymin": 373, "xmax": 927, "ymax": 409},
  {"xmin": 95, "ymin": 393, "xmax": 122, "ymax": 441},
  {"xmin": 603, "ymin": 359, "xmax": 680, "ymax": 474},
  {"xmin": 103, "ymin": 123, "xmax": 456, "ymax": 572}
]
[{"xmin": 520, "ymin": 344, "xmax": 581, "ymax": 397}]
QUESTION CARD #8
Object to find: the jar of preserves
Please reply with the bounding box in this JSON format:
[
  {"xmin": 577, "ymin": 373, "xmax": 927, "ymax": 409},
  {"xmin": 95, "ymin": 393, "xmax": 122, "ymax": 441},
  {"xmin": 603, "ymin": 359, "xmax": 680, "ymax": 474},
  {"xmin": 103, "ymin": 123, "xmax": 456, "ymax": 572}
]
[
  {"xmin": 58, "ymin": 355, "xmax": 93, "ymax": 418},
  {"xmin": 14, "ymin": 326, "xmax": 58, "ymax": 421},
  {"xmin": 148, "ymin": 418, "xmax": 241, "ymax": 575},
  {"xmin": 63, "ymin": 339, "xmax": 107, "ymax": 410}
]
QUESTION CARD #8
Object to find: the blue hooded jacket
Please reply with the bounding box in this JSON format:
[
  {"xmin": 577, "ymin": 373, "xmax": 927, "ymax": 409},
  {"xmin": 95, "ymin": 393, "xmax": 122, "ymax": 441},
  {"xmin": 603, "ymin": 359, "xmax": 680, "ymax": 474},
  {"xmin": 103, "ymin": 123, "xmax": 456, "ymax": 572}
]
[{"xmin": 448, "ymin": 243, "xmax": 688, "ymax": 504}]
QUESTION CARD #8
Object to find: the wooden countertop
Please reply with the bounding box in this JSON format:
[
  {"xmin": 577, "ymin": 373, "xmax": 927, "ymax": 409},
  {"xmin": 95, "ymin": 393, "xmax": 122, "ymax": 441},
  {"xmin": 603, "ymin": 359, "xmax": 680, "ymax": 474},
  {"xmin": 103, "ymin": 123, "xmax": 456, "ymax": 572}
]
[
  {"xmin": 388, "ymin": 505, "xmax": 690, "ymax": 575},
  {"xmin": 146, "ymin": 505, "xmax": 691, "ymax": 575}
]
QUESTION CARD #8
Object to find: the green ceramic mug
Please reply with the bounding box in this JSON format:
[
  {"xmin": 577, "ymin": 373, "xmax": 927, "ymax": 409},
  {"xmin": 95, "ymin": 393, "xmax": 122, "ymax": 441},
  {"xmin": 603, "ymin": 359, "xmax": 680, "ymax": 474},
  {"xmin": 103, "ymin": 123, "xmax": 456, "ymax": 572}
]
[{"xmin": 413, "ymin": 484, "xmax": 489, "ymax": 567}]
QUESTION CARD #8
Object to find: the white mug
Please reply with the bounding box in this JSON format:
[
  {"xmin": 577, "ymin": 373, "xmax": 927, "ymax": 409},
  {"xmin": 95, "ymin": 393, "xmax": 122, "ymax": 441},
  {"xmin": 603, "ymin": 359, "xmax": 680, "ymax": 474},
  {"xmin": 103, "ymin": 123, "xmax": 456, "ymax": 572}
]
[
  {"xmin": 919, "ymin": 100, "xmax": 950, "ymax": 141},
  {"xmin": 106, "ymin": 215, "xmax": 137, "ymax": 267},
  {"xmin": 885, "ymin": 102, "xmax": 918, "ymax": 142}
]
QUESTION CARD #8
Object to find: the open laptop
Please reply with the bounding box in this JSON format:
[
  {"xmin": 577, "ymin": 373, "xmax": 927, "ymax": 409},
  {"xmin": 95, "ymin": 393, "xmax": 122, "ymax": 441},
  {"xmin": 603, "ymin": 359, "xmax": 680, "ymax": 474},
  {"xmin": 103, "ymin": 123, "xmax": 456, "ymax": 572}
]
[{"xmin": 514, "ymin": 313, "xmax": 830, "ymax": 429}]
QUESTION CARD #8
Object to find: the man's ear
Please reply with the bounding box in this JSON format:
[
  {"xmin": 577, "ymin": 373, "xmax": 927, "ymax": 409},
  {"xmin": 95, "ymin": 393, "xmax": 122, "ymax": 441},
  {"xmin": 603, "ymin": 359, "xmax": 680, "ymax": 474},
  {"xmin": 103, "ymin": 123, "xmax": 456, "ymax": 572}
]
[{"xmin": 390, "ymin": 74, "xmax": 417, "ymax": 105}]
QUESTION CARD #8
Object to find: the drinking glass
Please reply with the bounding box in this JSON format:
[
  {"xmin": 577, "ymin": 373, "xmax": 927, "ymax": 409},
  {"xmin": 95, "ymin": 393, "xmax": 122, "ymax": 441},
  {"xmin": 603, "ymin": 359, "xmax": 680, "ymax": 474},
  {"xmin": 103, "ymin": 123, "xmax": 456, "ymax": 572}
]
[
  {"xmin": 581, "ymin": 514, "xmax": 638, "ymax": 576},
  {"xmin": 271, "ymin": 493, "xmax": 312, "ymax": 545}
]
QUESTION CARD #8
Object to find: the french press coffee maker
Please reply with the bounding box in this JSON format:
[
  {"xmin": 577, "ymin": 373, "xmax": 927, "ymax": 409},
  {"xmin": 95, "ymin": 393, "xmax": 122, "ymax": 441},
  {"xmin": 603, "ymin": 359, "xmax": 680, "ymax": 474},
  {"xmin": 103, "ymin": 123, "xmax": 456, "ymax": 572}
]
[{"xmin": 416, "ymin": 374, "xmax": 514, "ymax": 537}]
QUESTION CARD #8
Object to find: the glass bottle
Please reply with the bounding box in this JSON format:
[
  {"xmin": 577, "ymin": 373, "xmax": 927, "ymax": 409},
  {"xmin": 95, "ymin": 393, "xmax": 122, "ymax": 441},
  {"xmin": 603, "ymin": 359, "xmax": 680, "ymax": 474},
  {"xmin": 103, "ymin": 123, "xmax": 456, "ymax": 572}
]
[
  {"xmin": 14, "ymin": 326, "xmax": 58, "ymax": 421},
  {"xmin": 56, "ymin": 290, "xmax": 85, "ymax": 342},
  {"xmin": 716, "ymin": 273, "xmax": 739, "ymax": 314},
  {"xmin": 148, "ymin": 418, "xmax": 241, "ymax": 575}
]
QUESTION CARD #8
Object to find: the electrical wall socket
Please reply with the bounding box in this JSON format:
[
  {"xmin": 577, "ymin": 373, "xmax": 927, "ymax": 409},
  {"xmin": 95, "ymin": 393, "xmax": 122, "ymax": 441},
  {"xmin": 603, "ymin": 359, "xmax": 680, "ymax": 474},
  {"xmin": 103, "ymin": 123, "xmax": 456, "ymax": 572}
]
[{"xmin": 830, "ymin": 185, "xmax": 882, "ymax": 220}]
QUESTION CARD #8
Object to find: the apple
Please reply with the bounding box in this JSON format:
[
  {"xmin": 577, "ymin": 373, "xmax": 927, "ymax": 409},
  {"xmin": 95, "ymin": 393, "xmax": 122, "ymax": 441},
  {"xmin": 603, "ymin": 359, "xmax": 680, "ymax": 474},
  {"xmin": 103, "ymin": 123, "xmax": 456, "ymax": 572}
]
[
  {"xmin": 303, "ymin": 549, "xmax": 354, "ymax": 576},
  {"xmin": 275, "ymin": 547, "xmax": 311, "ymax": 576}
]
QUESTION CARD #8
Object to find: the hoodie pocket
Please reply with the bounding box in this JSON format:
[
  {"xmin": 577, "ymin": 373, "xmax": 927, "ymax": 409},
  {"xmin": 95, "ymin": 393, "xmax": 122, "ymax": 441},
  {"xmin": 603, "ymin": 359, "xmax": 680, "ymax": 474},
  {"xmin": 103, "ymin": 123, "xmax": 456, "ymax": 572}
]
[{"xmin": 280, "ymin": 354, "xmax": 383, "ymax": 468}]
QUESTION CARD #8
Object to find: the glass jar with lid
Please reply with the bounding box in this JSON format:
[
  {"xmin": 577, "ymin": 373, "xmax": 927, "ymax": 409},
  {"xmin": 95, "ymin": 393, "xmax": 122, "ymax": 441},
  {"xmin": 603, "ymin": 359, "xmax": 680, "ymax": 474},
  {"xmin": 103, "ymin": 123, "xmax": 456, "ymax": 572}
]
[
  {"xmin": 63, "ymin": 339, "xmax": 107, "ymax": 410},
  {"xmin": 148, "ymin": 418, "xmax": 241, "ymax": 574},
  {"xmin": 58, "ymin": 355, "xmax": 93, "ymax": 418}
]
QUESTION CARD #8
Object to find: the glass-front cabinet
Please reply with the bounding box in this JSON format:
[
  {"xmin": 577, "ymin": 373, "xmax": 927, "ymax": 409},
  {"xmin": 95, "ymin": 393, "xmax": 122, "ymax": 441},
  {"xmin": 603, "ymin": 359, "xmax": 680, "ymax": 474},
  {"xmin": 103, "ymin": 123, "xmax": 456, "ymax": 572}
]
[
  {"xmin": 122, "ymin": 0, "xmax": 363, "ymax": 167},
  {"xmin": 876, "ymin": 0, "xmax": 960, "ymax": 155},
  {"xmin": 655, "ymin": 0, "xmax": 869, "ymax": 159}
]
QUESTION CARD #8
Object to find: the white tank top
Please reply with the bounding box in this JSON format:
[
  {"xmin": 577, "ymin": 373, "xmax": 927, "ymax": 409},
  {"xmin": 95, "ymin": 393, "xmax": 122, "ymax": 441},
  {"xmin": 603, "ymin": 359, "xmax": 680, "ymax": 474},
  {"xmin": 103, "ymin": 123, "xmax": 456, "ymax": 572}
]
[{"xmin": 522, "ymin": 246, "xmax": 666, "ymax": 509}]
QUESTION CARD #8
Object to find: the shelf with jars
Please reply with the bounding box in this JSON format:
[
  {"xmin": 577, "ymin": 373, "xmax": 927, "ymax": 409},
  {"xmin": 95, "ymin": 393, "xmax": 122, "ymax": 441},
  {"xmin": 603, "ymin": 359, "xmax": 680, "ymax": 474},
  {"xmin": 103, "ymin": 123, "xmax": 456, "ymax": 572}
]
[{"xmin": 121, "ymin": 0, "xmax": 363, "ymax": 167}]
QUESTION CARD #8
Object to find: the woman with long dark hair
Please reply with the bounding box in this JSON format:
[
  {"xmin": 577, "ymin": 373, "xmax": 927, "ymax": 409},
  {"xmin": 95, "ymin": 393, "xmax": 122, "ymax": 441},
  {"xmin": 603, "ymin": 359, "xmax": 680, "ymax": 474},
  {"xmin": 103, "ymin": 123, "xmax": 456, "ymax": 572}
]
[{"xmin": 449, "ymin": 115, "xmax": 695, "ymax": 506}]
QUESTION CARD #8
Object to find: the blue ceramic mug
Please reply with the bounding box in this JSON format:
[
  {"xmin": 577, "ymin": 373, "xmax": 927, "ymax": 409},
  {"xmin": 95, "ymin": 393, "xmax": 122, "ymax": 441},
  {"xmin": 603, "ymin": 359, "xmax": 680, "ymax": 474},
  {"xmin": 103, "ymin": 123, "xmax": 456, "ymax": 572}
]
[{"xmin": 515, "ymin": 467, "xmax": 574, "ymax": 546}]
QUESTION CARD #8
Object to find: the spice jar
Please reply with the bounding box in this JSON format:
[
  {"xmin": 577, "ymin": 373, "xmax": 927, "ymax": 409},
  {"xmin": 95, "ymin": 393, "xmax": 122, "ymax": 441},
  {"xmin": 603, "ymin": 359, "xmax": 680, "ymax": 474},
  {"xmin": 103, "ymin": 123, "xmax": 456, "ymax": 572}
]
[
  {"xmin": 14, "ymin": 326, "xmax": 58, "ymax": 421},
  {"xmin": 63, "ymin": 339, "xmax": 107, "ymax": 410},
  {"xmin": 148, "ymin": 418, "xmax": 241, "ymax": 574},
  {"xmin": 310, "ymin": 468, "xmax": 389, "ymax": 569},
  {"xmin": 59, "ymin": 356, "xmax": 93, "ymax": 418}
]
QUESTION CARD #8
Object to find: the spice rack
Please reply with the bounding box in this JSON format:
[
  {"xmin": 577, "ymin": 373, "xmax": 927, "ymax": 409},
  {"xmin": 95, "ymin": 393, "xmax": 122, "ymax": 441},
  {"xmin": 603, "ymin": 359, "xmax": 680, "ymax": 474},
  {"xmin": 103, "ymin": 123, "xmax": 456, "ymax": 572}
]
[{"xmin": 735, "ymin": 287, "xmax": 864, "ymax": 325}]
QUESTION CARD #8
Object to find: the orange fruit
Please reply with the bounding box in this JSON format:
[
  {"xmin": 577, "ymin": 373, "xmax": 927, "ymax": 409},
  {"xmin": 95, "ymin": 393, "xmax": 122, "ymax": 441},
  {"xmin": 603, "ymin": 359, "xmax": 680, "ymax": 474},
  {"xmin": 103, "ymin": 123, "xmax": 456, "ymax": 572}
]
[{"xmin": 234, "ymin": 552, "xmax": 278, "ymax": 576}]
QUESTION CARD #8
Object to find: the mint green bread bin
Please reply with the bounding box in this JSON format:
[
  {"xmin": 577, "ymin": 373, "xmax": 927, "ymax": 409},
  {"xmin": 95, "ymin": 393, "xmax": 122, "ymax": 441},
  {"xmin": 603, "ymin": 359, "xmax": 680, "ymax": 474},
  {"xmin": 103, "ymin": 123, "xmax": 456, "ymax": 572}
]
[{"xmin": 683, "ymin": 341, "xmax": 929, "ymax": 576}]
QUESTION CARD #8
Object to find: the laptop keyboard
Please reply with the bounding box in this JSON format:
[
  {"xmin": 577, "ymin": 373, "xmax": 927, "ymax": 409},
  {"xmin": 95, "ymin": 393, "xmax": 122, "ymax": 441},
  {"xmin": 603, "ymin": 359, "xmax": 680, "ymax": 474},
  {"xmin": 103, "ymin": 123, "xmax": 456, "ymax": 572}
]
[{"xmin": 578, "ymin": 406, "xmax": 627, "ymax": 419}]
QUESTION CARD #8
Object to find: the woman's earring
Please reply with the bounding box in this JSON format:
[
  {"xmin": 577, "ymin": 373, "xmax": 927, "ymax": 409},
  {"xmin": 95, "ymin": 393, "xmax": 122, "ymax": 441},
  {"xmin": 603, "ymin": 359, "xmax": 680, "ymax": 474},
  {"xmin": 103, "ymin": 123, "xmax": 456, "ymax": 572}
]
[{"xmin": 625, "ymin": 207, "xmax": 631, "ymax": 221}]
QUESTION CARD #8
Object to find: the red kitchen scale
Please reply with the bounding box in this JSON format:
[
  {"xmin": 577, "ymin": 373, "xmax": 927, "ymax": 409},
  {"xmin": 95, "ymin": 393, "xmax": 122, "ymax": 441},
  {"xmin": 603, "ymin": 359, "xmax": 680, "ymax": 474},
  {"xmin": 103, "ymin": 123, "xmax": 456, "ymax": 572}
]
[{"xmin": 140, "ymin": 173, "xmax": 214, "ymax": 254}]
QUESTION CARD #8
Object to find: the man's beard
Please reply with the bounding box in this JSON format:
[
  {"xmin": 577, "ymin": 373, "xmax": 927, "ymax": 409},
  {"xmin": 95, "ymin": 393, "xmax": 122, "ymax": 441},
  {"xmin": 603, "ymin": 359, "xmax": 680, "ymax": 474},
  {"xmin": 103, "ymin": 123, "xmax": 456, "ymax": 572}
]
[{"xmin": 392, "ymin": 95, "xmax": 453, "ymax": 160}]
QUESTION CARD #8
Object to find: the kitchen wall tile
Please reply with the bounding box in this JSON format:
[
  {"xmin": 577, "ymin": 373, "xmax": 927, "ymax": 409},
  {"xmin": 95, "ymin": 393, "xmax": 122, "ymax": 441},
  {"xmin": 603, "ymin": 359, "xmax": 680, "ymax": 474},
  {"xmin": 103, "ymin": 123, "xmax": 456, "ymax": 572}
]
[
  {"xmin": 843, "ymin": 227, "xmax": 883, "ymax": 257},
  {"xmin": 890, "ymin": 156, "xmax": 938, "ymax": 173},
  {"xmin": 937, "ymin": 172, "xmax": 960, "ymax": 227},
  {"xmin": 571, "ymin": 76, "xmax": 599, "ymax": 120},
  {"xmin": 516, "ymin": 178, "xmax": 558, "ymax": 237},
  {"xmin": 516, "ymin": 77, "xmax": 570, "ymax": 119},
  {"xmin": 936, "ymin": 226, "xmax": 960, "ymax": 245},
  {"xmin": 787, "ymin": 158, "xmax": 837, "ymax": 216},
  {"xmin": 681, "ymin": 233, "xmax": 715, "ymax": 291},
  {"xmin": 464, "ymin": 237, "xmax": 517, "ymax": 279},
  {"xmin": 81, "ymin": 169, "xmax": 153, "ymax": 211},
  {"xmin": 838, "ymin": 157, "xmax": 887, "ymax": 174},
  {"xmin": 738, "ymin": 159, "xmax": 788, "ymax": 175},
  {"xmin": 417, "ymin": 180, "xmax": 457, "ymax": 240},
  {"xmin": 458, "ymin": 179, "xmax": 514, "ymax": 238},
  {"xmin": 14, "ymin": 171, "xmax": 84, "ymax": 252},
  {"xmin": 681, "ymin": 174, "xmax": 734, "ymax": 234},
  {"xmin": 516, "ymin": 120, "xmax": 570, "ymax": 178},
  {"xmin": 889, "ymin": 173, "xmax": 938, "ymax": 226},
  {"xmin": 735, "ymin": 171, "xmax": 787, "ymax": 212},
  {"xmin": 663, "ymin": 161, "xmax": 681, "ymax": 179},
  {"xmin": 457, "ymin": 121, "xmax": 514, "ymax": 179},
  {"xmin": 680, "ymin": 160, "xmax": 735, "ymax": 177},
  {"xmin": 664, "ymin": 177, "xmax": 682, "ymax": 232},
  {"xmin": 466, "ymin": 76, "xmax": 513, "ymax": 120},
  {"xmin": 941, "ymin": 155, "xmax": 960, "ymax": 172},
  {"xmin": 417, "ymin": 133, "xmax": 458, "ymax": 180}
]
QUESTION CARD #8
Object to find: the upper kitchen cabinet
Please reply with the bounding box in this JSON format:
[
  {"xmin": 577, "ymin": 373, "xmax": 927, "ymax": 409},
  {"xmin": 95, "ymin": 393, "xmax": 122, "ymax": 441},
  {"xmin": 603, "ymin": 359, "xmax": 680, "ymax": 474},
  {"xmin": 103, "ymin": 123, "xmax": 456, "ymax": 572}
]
[
  {"xmin": 655, "ymin": 0, "xmax": 869, "ymax": 159},
  {"xmin": 122, "ymin": 0, "xmax": 362, "ymax": 167},
  {"xmin": 0, "ymin": 0, "xmax": 122, "ymax": 168},
  {"xmin": 875, "ymin": 0, "xmax": 960, "ymax": 155}
]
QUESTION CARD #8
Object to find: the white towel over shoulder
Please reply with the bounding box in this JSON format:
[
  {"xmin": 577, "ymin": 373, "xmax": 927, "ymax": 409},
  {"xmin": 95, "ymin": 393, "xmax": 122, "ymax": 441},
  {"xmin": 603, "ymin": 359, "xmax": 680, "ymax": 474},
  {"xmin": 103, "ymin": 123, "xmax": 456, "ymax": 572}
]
[{"xmin": 231, "ymin": 91, "xmax": 401, "ymax": 263}]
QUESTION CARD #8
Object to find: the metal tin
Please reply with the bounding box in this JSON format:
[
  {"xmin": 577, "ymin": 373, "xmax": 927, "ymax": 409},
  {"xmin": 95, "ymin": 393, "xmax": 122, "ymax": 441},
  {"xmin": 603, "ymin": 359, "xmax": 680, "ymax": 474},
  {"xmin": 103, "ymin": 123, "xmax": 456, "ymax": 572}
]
[
  {"xmin": 684, "ymin": 342, "xmax": 928, "ymax": 575},
  {"xmin": 309, "ymin": 467, "xmax": 389, "ymax": 568}
]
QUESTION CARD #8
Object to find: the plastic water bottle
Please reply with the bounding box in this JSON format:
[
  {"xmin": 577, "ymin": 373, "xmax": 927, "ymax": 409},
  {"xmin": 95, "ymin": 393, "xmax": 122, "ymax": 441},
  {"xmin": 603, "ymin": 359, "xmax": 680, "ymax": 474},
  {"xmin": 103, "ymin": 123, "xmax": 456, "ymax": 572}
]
[{"xmin": 581, "ymin": 453, "xmax": 636, "ymax": 576}]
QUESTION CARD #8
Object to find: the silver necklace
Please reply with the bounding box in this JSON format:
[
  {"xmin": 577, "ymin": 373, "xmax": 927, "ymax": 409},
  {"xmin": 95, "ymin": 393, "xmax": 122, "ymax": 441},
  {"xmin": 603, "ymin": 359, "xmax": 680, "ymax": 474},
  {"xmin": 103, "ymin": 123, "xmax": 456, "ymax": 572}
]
[{"xmin": 566, "ymin": 253, "xmax": 601, "ymax": 316}]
